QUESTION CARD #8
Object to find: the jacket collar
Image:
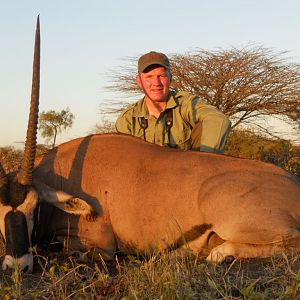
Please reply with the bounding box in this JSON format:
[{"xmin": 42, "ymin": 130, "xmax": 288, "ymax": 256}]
[{"xmin": 132, "ymin": 91, "xmax": 178, "ymax": 118}]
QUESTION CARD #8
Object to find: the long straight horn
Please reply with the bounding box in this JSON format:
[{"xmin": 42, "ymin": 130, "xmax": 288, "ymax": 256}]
[
  {"xmin": 18, "ymin": 16, "xmax": 40, "ymax": 186},
  {"xmin": 0, "ymin": 163, "xmax": 8, "ymax": 188}
]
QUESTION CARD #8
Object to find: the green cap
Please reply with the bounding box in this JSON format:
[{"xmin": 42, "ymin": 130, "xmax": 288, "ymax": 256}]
[{"xmin": 138, "ymin": 51, "xmax": 170, "ymax": 73}]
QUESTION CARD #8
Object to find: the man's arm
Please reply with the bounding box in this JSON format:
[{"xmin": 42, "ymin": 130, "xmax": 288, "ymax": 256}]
[
  {"xmin": 183, "ymin": 96, "xmax": 231, "ymax": 153},
  {"xmin": 198, "ymin": 112, "xmax": 231, "ymax": 153}
]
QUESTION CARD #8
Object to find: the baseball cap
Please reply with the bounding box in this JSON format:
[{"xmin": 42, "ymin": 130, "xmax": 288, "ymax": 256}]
[{"xmin": 138, "ymin": 51, "xmax": 170, "ymax": 73}]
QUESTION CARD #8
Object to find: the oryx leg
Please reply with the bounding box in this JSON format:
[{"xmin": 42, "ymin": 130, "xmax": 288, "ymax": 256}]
[
  {"xmin": 176, "ymin": 230, "xmax": 225, "ymax": 257},
  {"xmin": 206, "ymin": 234, "xmax": 300, "ymax": 263}
]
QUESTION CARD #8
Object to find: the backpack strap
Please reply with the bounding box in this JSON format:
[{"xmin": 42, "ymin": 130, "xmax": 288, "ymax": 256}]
[
  {"xmin": 166, "ymin": 109, "xmax": 173, "ymax": 129},
  {"xmin": 134, "ymin": 112, "xmax": 173, "ymax": 144},
  {"xmin": 165, "ymin": 109, "xmax": 173, "ymax": 146},
  {"xmin": 140, "ymin": 117, "xmax": 148, "ymax": 141},
  {"xmin": 132, "ymin": 116, "xmax": 148, "ymax": 141}
]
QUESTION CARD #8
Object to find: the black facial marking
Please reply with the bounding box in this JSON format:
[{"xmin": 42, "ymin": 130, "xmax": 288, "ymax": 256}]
[
  {"xmin": 0, "ymin": 186, "xmax": 9, "ymax": 205},
  {"xmin": 168, "ymin": 223, "xmax": 213, "ymax": 250},
  {"xmin": 8, "ymin": 180, "xmax": 29, "ymax": 208},
  {"xmin": 5, "ymin": 210, "xmax": 30, "ymax": 258}
]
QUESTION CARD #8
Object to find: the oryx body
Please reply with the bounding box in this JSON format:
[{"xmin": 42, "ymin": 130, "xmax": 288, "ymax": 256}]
[{"xmin": 31, "ymin": 133, "xmax": 300, "ymax": 262}]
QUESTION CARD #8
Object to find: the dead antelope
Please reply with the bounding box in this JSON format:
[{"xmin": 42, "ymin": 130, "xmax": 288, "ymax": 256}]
[{"xmin": 0, "ymin": 17, "xmax": 299, "ymax": 273}]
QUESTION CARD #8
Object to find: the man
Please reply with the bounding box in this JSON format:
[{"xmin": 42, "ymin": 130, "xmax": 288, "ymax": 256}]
[{"xmin": 115, "ymin": 51, "xmax": 231, "ymax": 153}]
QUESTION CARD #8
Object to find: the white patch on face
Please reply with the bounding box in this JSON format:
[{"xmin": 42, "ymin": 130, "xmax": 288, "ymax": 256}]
[
  {"xmin": 2, "ymin": 253, "xmax": 33, "ymax": 272},
  {"xmin": 17, "ymin": 188, "xmax": 38, "ymax": 239},
  {"xmin": 17, "ymin": 188, "xmax": 38, "ymax": 213}
]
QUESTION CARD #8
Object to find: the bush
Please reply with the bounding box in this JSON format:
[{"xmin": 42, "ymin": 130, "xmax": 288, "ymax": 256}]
[
  {"xmin": 225, "ymin": 130, "xmax": 300, "ymax": 177},
  {"xmin": 0, "ymin": 146, "xmax": 23, "ymax": 173},
  {"xmin": 0, "ymin": 144, "xmax": 50, "ymax": 173}
]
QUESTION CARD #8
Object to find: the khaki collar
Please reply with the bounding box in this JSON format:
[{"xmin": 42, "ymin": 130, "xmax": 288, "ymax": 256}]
[{"xmin": 132, "ymin": 91, "xmax": 178, "ymax": 118}]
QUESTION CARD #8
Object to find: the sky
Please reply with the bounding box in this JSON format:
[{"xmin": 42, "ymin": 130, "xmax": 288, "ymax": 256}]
[{"xmin": 1, "ymin": 0, "xmax": 300, "ymax": 147}]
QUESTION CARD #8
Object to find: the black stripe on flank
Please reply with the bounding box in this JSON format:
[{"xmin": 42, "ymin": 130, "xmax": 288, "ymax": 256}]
[
  {"xmin": 5, "ymin": 210, "xmax": 30, "ymax": 258},
  {"xmin": 168, "ymin": 223, "xmax": 212, "ymax": 250}
]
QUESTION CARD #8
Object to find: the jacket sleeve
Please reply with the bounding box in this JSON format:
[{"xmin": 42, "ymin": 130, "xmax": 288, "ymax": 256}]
[{"xmin": 181, "ymin": 94, "xmax": 231, "ymax": 153}]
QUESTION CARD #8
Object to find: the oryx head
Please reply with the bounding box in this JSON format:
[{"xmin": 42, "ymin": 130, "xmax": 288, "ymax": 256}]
[
  {"xmin": 0, "ymin": 16, "xmax": 97, "ymax": 274},
  {"xmin": 0, "ymin": 16, "xmax": 41, "ymax": 273}
]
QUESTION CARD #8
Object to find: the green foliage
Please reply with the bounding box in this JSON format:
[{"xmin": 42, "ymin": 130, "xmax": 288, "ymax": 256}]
[
  {"xmin": 0, "ymin": 144, "xmax": 50, "ymax": 173},
  {"xmin": 39, "ymin": 107, "xmax": 74, "ymax": 148},
  {"xmin": 225, "ymin": 130, "xmax": 300, "ymax": 177},
  {"xmin": 91, "ymin": 118, "xmax": 116, "ymax": 134},
  {"xmin": 0, "ymin": 146, "xmax": 23, "ymax": 173},
  {"xmin": 0, "ymin": 247, "xmax": 299, "ymax": 299}
]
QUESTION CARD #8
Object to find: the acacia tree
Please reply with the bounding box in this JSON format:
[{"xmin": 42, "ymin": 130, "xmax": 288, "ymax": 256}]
[
  {"xmin": 105, "ymin": 45, "xmax": 300, "ymax": 138},
  {"xmin": 39, "ymin": 107, "xmax": 74, "ymax": 148}
]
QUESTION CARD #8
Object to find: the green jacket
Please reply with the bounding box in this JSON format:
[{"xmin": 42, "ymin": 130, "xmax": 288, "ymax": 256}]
[{"xmin": 115, "ymin": 90, "xmax": 231, "ymax": 153}]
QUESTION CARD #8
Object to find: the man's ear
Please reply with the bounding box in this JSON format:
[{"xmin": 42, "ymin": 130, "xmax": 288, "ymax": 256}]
[
  {"xmin": 136, "ymin": 74, "xmax": 143, "ymax": 89},
  {"xmin": 168, "ymin": 70, "xmax": 172, "ymax": 83}
]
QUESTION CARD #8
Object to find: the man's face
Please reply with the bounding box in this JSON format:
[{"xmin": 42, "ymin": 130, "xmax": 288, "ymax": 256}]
[{"xmin": 136, "ymin": 65, "xmax": 172, "ymax": 103}]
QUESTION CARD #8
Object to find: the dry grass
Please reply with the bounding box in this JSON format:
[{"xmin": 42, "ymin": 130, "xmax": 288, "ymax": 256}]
[{"xmin": 0, "ymin": 238, "xmax": 300, "ymax": 300}]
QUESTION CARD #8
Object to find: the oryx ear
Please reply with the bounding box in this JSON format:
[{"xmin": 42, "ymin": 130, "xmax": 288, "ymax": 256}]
[{"xmin": 33, "ymin": 180, "xmax": 97, "ymax": 221}]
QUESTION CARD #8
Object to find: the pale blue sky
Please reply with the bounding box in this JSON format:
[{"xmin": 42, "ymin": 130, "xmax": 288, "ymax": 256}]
[{"xmin": 1, "ymin": 0, "xmax": 300, "ymax": 146}]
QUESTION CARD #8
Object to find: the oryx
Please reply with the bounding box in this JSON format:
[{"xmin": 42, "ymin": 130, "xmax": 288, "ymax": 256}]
[{"xmin": 0, "ymin": 17, "xmax": 300, "ymax": 273}]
